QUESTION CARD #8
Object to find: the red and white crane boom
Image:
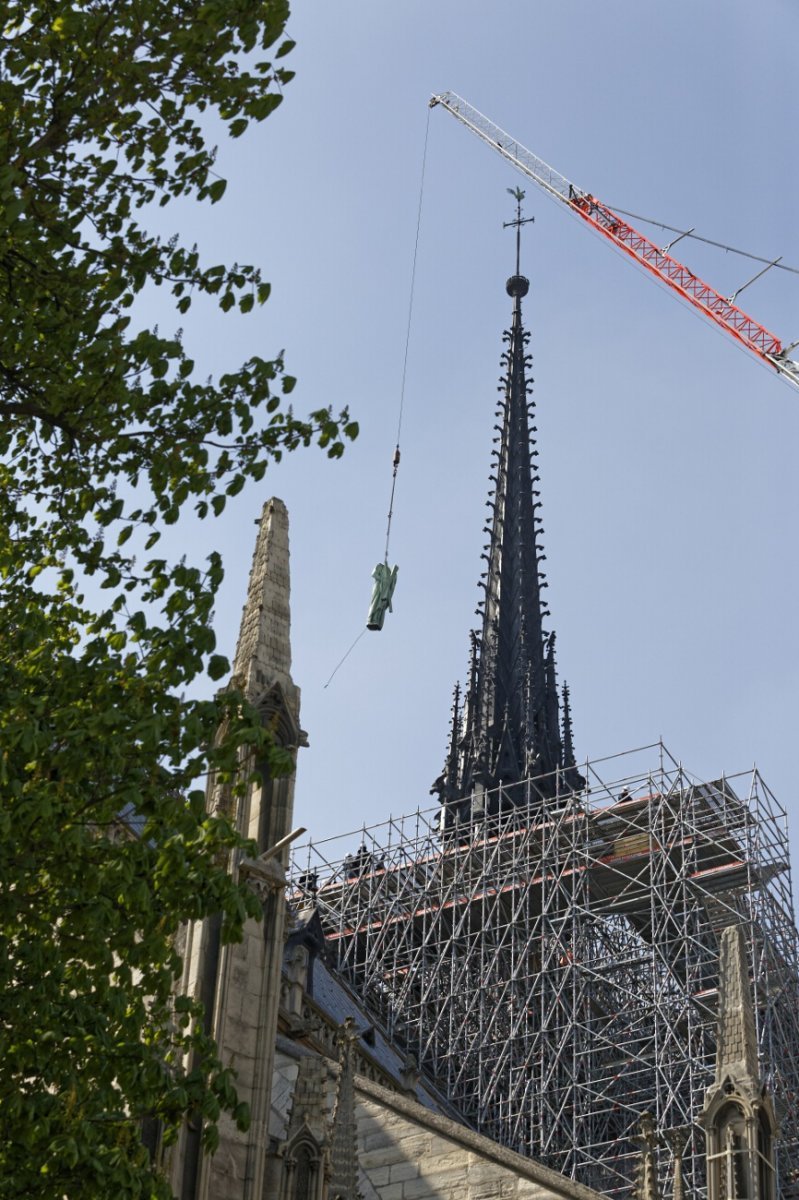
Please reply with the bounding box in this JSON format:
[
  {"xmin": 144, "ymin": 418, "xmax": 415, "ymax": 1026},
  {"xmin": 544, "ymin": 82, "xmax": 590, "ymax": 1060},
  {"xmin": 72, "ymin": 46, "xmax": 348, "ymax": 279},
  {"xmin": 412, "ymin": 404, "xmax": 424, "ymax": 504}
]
[{"xmin": 430, "ymin": 92, "xmax": 799, "ymax": 391}]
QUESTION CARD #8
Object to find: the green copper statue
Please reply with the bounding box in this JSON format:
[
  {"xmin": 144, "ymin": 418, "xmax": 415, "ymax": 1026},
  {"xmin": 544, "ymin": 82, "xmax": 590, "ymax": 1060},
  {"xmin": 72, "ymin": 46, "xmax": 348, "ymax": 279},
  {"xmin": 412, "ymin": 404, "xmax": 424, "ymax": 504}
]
[{"xmin": 367, "ymin": 561, "xmax": 398, "ymax": 631}]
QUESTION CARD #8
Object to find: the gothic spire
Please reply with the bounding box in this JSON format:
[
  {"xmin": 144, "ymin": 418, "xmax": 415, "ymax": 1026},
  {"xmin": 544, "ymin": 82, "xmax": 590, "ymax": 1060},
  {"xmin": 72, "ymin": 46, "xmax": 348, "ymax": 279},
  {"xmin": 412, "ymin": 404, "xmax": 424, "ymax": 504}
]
[
  {"xmin": 561, "ymin": 682, "xmax": 585, "ymax": 793},
  {"xmin": 434, "ymin": 199, "xmax": 580, "ymax": 826},
  {"xmin": 232, "ymin": 497, "xmax": 294, "ymax": 702},
  {"xmin": 713, "ymin": 923, "xmax": 761, "ymax": 1089}
]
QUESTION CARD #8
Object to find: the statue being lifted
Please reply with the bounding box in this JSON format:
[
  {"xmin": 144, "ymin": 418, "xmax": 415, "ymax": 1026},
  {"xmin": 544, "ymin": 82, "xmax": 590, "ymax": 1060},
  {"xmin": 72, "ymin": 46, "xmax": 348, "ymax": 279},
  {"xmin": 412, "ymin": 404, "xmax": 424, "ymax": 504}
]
[{"xmin": 366, "ymin": 561, "xmax": 398, "ymax": 631}]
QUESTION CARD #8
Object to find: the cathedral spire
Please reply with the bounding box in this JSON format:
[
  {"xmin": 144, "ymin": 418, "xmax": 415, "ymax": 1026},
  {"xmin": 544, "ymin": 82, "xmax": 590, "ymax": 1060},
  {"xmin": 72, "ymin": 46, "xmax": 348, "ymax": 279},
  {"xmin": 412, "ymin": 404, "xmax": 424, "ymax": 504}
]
[
  {"xmin": 233, "ymin": 497, "xmax": 294, "ymax": 702},
  {"xmin": 434, "ymin": 202, "xmax": 579, "ymax": 826},
  {"xmin": 714, "ymin": 923, "xmax": 760, "ymax": 1088}
]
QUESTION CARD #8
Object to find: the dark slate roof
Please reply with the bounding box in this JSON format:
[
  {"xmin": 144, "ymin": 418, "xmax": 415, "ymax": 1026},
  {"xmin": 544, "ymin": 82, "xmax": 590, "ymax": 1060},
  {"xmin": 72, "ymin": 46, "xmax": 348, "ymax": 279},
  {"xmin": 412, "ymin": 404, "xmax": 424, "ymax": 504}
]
[{"xmin": 308, "ymin": 955, "xmax": 462, "ymax": 1121}]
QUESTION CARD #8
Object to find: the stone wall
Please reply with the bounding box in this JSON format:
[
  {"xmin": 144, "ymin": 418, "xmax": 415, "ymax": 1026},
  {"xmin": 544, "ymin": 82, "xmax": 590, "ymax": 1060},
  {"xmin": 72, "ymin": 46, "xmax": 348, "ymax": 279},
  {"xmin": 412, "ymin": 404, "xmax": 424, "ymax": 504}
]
[{"xmin": 355, "ymin": 1077, "xmax": 603, "ymax": 1200}]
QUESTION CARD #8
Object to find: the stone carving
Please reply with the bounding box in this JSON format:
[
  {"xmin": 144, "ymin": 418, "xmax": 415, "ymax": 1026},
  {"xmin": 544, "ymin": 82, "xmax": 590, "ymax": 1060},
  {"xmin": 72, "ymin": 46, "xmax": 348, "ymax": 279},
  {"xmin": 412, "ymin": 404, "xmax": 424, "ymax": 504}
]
[
  {"xmin": 238, "ymin": 853, "xmax": 286, "ymax": 904},
  {"xmin": 399, "ymin": 1055, "xmax": 421, "ymax": 1098},
  {"xmin": 285, "ymin": 946, "xmax": 309, "ymax": 1019},
  {"xmin": 329, "ymin": 1019, "xmax": 363, "ymax": 1200},
  {"xmin": 663, "ymin": 1128, "xmax": 689, "ymax": 1200},
  {"xmin": 633, "ymin": 1112, "xmax": 662, "ymax": 1200}
]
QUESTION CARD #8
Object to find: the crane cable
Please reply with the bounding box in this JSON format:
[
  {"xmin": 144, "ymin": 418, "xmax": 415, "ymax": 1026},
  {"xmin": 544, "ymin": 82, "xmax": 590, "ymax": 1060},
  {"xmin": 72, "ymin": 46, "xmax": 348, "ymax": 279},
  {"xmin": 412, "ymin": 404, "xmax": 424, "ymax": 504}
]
[
  {"xmin": 322, "ymin": 627, "xmax": 367, "ymax": 689},
  {"xmin": 323, "ymin": 112, "xmax": 431, "ymax": 690},
  {"xmin": 549, "ymin": 181, "xmax": 799, "ymax": 399},
  {"xmin": 384, "ymin": 105, "xmax": 431, "ymax": 563},
  {"xmin": 604, "ymin": 204, "xmax": 799, "ymax": 277}
]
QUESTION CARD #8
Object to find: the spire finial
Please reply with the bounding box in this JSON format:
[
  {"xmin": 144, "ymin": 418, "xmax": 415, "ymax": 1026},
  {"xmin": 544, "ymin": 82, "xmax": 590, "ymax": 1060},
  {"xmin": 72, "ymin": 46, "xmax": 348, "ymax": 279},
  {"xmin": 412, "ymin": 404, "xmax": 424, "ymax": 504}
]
[
  {"xmin": 504, "ymin": 187, "xmax": 534, "ymax": 296},
  {"xmin": 633, "ymin": 1112, "xmax": 662, "ymax": 1200},
  {"xmin": 562, "ymin": 682, "xmax": 575, "ymax": 765}
]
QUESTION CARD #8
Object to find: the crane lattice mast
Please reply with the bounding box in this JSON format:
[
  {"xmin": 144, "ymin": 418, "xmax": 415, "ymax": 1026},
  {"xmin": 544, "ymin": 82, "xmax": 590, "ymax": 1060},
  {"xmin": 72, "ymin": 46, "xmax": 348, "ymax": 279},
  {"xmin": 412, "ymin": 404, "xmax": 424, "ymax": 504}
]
[{"xmin": 430, "ymin": 92, "xmax": 799, "ymax": 390}]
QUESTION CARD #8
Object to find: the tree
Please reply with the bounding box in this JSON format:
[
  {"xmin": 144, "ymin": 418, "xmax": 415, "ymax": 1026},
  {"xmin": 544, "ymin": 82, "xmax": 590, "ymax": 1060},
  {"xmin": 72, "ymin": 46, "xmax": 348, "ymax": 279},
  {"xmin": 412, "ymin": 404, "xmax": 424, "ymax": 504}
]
[{"xmin": 0, "ymin": 3, "xmax": 356, "ymax": 1195}]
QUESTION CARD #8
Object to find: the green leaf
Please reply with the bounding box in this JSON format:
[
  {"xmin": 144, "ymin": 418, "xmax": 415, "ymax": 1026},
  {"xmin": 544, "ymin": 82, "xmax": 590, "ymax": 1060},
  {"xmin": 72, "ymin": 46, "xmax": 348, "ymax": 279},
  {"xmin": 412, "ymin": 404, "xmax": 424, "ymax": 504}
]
[
  {"xmin": 0, "ymin": 3, "xmax": 356, "ymax": 1192},
  {"xmin": 208, "ymin": 654, "xmax": 229, "ymax": 681}
]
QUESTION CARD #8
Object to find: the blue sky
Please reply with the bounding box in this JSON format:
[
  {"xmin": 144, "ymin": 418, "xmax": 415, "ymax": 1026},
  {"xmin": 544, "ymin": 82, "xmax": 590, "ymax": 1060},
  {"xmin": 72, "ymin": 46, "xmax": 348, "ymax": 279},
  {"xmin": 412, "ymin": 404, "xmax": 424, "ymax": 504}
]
[{"xmin": 165, "ymin": 3, "xmax": 799, "ymax": 863}]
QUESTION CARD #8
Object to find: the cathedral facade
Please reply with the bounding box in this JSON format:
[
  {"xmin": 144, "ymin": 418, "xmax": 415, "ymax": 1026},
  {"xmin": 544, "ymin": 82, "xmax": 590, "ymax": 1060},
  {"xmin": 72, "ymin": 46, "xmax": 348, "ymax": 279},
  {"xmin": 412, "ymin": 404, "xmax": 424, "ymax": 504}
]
[{"xmin": 166, "ymin": 232, "xmax": 798, "ymax": 1200}]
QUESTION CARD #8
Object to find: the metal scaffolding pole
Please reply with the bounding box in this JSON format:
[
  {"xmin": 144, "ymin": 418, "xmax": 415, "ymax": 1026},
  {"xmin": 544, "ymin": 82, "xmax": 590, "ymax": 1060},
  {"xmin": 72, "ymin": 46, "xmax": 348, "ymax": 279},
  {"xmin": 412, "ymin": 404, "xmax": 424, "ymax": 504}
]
[{"xmin": 290, "ymin": 743, "xmax": 799, "ymax": 1199}]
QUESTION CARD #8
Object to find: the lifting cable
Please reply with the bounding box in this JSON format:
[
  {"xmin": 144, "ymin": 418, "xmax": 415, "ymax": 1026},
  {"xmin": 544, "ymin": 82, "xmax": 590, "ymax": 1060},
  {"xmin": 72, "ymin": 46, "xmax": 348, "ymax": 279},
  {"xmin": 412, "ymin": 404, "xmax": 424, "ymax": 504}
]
[
  {"xmin": 322, "ymin": 628, "xmax": 367, "ymax": 689},
  {"xmin": 323, "ymin": 111, "xmax": 431, "ymax": 688},
  {"xmin": 384, "ymin": 104, "xmax": 432, "ymax": 564}
]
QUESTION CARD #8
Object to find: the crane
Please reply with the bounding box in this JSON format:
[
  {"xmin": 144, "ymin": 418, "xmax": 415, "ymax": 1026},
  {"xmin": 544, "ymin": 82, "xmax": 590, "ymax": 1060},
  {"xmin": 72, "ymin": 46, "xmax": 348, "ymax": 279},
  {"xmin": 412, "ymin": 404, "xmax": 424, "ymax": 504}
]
[{"xmin": 430, "ymin": 92, "xmax": 799, "ymax": 391}]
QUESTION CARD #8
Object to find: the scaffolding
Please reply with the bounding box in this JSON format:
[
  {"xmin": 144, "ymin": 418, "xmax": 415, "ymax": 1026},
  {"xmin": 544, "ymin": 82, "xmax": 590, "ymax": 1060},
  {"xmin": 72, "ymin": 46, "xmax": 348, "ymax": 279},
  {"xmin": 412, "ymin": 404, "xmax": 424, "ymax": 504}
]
[{"xmin": 290, "ymin": 742, "xmax": 799, "ymax": 1199}]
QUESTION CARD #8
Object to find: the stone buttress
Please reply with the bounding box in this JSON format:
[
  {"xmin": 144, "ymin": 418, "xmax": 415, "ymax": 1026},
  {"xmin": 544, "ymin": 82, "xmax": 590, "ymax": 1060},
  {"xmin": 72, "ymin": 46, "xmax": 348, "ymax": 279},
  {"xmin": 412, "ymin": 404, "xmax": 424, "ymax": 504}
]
[{"xmin": 170, "ymin": 497, "xmax": 306, "ymax": 1200}]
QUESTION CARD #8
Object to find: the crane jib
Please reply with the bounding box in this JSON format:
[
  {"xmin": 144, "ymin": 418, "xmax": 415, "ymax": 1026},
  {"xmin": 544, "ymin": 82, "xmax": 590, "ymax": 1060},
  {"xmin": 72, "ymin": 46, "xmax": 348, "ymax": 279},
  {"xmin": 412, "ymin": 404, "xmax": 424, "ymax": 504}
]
[
  {"xmin": 569, "ymin": 195, "xmax": 783, "ymax": 361},
  {"xmin": 432, "ymin": 91, "xmax": 796, "ymax": 385}
]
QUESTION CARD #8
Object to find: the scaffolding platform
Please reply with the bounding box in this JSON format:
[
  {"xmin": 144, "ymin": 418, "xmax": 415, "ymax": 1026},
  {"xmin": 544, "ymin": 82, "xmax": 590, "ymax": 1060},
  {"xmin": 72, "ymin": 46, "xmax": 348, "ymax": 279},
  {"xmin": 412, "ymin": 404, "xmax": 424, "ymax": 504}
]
[{"xmin": 290, "ymin": 742, "xmax": 799, "ymax": 1199}]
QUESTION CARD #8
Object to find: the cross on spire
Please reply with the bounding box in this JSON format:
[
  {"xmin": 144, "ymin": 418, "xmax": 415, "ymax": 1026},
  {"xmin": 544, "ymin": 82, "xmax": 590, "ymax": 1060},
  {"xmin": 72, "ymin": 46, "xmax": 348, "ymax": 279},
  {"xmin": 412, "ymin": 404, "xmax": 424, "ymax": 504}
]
[{"xmin": 503, "ymin": 187, "xmax": 534, "ymax": 278}]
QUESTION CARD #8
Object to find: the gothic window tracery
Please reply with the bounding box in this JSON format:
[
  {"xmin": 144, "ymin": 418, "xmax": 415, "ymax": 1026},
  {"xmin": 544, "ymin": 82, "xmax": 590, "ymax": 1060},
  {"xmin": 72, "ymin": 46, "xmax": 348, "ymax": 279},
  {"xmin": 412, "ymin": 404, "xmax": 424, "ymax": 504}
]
[
  {"xmin": 715, "ymin": 1103, "xmax": 751, "ymax": 1200},
  {"xmin": 704, "ymin": 1089, "xmax": 778, "ymax": 1200},
  {"xmin": 756, "ymin": 1110, "xmax": 775, "ymax": 1200},
  {"xmin": 291, "ymin": 1140, "xmax": 316, "ymax": 1200}
]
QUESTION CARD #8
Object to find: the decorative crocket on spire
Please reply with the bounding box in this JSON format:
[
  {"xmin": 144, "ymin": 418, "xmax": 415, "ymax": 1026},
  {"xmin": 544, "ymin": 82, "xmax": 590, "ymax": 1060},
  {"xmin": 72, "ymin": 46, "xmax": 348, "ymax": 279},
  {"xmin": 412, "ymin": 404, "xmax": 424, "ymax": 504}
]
[{"xmin": 433, "ymin": 193, "xmax": 584, "ymax": 827}]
